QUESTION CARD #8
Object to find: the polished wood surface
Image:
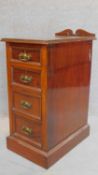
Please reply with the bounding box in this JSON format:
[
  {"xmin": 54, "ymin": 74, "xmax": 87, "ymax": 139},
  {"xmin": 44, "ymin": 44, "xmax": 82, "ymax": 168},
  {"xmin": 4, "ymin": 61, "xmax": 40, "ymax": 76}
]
[
  {"xmin": 13, "ymin": 92, "xmax": 41, "ymax": 120},
  {"xmin": 13, "ymin": 68, "xmax": 41, "ymax": 88},
  {"xmin": 14, "ymin": 114, "xmax": 42, "ymax": 147},
  {"xmin": 12, "ymin": 44, "xmax": 41, "ymax": 63},
  {"xmin": 7, "ymin": 124, "xmax": 89, "ymax": 168},
  {"xmin": 2, "ymin": 29, "xmax": 95, "ymax": 168},
  {"xmin": 55, "ymin": 28, "xmax": 95, "ymax": 37},
  {"xmin": 47, "ymin": 42, "xmax": 91, "ymax": 148},
  {"xmin": 2, "ymin": 29, "xmax": 95, "ymax": 44}
]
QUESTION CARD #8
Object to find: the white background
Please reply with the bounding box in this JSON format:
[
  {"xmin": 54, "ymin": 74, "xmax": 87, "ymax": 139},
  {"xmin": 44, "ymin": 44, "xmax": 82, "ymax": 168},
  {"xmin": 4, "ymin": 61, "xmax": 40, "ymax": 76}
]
[{"xmin": 0, "ymin": 0, "xmax": 98, "ymax": 117}]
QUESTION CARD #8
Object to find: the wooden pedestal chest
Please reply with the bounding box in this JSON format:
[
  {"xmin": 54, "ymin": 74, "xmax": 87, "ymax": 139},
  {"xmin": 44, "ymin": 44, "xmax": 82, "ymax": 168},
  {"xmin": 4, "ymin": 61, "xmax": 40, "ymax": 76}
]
[{"xmin": 2, "ymin": 29, "xmax": 95, "ymax": 168}]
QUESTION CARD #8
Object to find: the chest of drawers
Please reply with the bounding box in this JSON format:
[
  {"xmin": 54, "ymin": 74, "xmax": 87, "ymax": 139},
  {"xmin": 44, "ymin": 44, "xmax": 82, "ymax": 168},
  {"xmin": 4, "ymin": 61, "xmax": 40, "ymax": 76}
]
[{"xmin": 2, "ymin": 29, "xmax": 95, "ymax": 168}]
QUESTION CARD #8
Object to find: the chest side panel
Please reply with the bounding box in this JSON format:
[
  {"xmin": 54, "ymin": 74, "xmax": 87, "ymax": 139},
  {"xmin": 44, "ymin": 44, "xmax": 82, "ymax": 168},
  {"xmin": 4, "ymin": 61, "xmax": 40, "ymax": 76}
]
[{"xmin": 47, "ymin": 41, "xmax": 92, "ymax": 149}]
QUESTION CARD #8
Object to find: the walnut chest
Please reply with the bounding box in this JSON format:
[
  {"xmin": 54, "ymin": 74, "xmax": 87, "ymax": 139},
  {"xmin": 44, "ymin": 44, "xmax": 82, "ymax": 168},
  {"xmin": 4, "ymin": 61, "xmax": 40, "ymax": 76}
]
[{"xmin": 2, "ymin": 29, "xmax": 95, "ymax": 168}]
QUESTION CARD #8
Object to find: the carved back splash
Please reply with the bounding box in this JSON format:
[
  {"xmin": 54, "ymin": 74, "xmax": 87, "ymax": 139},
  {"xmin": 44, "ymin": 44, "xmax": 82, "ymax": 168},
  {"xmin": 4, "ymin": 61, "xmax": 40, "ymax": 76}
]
[{"xmin": 55, "ymin": 28, "xmax": 95, "ymax": 38}]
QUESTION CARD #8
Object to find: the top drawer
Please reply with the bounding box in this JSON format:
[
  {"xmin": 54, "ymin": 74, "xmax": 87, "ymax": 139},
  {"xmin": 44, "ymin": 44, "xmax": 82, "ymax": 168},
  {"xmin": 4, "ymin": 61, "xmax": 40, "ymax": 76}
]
[{"xmin": 11, "ymin": 43, "xmax": 41, "ymax": 65}]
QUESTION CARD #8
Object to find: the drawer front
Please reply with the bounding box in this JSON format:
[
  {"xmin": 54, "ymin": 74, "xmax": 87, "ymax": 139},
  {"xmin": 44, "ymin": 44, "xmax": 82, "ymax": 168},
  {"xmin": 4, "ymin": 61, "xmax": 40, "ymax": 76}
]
[
  {"xmin": 13, "ymin": 68, "xmax": 41, "ymax": 88},
  {"xmin": 11, "ymin": 45, "xmax": 41, "ymax": 64},
  {"xmin": 14, "ymin": 115, "xmax": 42, "ymax": 147},
  {"xmin": 13, "ymin": 92, "xmax": 41, "ymax": 120}
]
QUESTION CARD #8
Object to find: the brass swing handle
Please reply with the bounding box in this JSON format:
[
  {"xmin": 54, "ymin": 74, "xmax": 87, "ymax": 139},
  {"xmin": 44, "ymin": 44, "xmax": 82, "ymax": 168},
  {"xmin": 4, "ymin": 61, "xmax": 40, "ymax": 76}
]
[
  {"xmin": 22, "ymin": 126, "xmax": 33, "ymax": 136},
  {"xmin": 20, "ymin": 75, "xmax": 33, "ymax": 84},
  {"xmin": 19, "ymin": 52, "xmax": 32, "ymax": 62},
  {"xmin": 21, "ymin": 100, "xmax": 32, "ymax": 109}
]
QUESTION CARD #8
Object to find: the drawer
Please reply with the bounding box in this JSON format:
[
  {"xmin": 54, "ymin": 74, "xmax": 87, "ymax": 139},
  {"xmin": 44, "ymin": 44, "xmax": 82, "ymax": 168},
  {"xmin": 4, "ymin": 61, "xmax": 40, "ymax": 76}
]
[
  {"xmin": 12, "ymin": 68, "xmax": 41, "ymax": 88},
  {"xmin": 13, "ymin": 92, "xmax": 41, "ymax": 120},
  {"xmin": 14, "ymin": 115, "xmax": 42, "ymax": 147},
  {"xmin": 11, "ymin": 44, "xmax": 41, "ymax": 64}
]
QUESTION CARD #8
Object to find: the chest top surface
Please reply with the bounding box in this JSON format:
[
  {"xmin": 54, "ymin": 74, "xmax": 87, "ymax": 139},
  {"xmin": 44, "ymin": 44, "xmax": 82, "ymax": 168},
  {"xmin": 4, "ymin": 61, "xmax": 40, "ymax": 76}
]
[{"xmin": 1, "ymin": 29, "xmax": 96, "ymax": 45}]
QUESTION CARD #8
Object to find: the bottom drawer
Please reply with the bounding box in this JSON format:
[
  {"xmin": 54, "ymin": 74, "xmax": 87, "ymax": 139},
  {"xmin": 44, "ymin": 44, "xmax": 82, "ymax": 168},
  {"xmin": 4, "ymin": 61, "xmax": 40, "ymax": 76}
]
[{"xmin": 14, "ymin": 115, "xmax": 42, "ymax": 147}]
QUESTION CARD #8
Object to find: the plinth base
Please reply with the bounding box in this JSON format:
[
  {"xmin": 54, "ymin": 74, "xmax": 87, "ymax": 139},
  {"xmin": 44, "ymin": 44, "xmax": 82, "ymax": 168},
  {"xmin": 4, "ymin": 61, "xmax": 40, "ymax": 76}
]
[{"xmin": 7, "ymin": 124, "xmax": 89, "ymax": 169}]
